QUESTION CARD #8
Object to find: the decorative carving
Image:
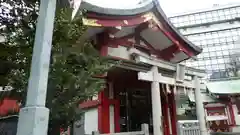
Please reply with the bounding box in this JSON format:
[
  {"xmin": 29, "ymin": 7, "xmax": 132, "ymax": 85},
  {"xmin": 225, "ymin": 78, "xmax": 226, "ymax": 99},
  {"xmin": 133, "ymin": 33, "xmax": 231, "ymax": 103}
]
[
  {"xmin": 142, "ymin": 12, "xmax": 153, "ymax": 22},
  {"xmin": 123, "ymin": 20, "xmax": 128, "ymax": 25},
  {"xmin": 82, "ymin": 18, "xmax": 102, "ymax": 26}
]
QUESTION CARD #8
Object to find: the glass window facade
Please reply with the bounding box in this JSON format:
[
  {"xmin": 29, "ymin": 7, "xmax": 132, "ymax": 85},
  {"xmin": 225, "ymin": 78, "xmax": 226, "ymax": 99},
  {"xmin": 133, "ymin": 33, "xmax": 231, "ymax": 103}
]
[
  {"xmin": 169, "ymin": 5, "xmax": 240, "ymax": 79},
  {"xmin": 169, "ymin": 6, "xmax": 240, "ymax": 27},
  {"xmin": 185, "ymin": 28, "xmax": 240, "ymax": 74}
]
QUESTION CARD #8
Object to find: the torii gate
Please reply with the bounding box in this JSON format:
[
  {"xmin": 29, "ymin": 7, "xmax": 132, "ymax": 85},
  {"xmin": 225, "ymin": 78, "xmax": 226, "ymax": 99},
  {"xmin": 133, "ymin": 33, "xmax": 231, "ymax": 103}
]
[
  {"xmin": 135, "ymin": 53, "xmax": 208, "ymax": 135},
  {"xmin": 139, "ymin": 66, "xmax": 163, "ymax": 135}
]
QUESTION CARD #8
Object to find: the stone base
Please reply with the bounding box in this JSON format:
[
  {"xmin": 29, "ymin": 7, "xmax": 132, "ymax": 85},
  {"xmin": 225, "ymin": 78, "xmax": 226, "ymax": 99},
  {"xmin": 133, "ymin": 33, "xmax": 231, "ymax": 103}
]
[{"xmin": 16, "ymin": 106, "xmax": 49, "ymax": 135}]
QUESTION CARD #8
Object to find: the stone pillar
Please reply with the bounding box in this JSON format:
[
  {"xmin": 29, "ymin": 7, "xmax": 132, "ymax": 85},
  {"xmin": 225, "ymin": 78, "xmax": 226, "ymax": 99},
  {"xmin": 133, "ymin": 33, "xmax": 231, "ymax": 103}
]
[
  {"xmin": 16, "ymin": 0, "xmax": 56, "ymax": 135},
  {"xmin": 138, "ymin": 66, "xmax": 164, "ymax": 135},
  {"xmin": 151, "ymin": 66, "xmax": 163, "ymax": 135},
  {"xmin": 194, "ymin": 76, "xmax": 208, "ymax": 135}
]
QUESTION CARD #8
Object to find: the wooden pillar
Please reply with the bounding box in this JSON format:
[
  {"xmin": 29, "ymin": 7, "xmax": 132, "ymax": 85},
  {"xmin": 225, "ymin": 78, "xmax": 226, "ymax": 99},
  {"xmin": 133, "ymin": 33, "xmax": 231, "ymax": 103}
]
[
  {"xmin": 98, "ymin": 90, "xmax": 110, "ymax": 133},
  {"xmin": 109, "ymin": 82, "xmax": 115, "ymax": 133},
  {"xmin": 228, "ymin": 103, "xmax": 236, "ymax": 126},
  {"xmin": 114, "ymin": 100, "xmax": 120, "ymax": 132},
  {"xmin": 108, "ymin": 81, "xmax": 120, "ymax": 133},
  {"xmin": 194, "ymin": 76, "xmax": 208, "ymax": 135},
  {"xmin": 97, "ymin": 32, "xmax": 109, "ymax": 56},
  {"xmin": 168, "ymin": 87, "xmax": 177, "ymax": 135},
  {"xmin": 98, "ymin": 81, "xmax": 121, "ymax": 134},
  {"xmin": 167, "ymin": 104, "xmax": 173, "ymax": 135},
  {"xmin": 161, "ymin": 84, "xmax": 170, "ymax": 135}
]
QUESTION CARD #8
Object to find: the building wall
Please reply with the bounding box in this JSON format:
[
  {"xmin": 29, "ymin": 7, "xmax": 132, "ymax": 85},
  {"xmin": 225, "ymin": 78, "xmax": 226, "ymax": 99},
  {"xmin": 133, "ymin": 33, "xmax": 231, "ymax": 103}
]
[
  {"xmin": 169, "ymin": 4, "xmax": 240, "ymax": 79},
  {"xmin": 84, "ymin": 108, "xmax": 98, "ymax": 134},
  {"xmin": 0, "ymin": 98, "xmax": 19, "ymax": 116}
]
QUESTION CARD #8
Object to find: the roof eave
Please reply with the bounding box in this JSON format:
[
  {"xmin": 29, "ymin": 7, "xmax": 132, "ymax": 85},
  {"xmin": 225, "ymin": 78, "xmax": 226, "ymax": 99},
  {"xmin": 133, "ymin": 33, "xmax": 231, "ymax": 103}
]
[
  {"xmin": 152, "ymin": 3, "xmax": 202, "ymax": 56},
  {"xmin": 80, "ymin": 1, "xmax": 202, "ymax": 61},
  {"xmin": 81, "ymin": 0, "xmax": 154, "ymax": 16}
]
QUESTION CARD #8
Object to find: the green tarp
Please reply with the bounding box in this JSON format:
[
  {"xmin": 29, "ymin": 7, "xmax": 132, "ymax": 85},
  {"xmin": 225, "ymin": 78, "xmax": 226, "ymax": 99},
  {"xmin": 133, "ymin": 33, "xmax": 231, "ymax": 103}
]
[{"xmin": 207, "ymin": 79, "xmax": 240, "ymax": 94}]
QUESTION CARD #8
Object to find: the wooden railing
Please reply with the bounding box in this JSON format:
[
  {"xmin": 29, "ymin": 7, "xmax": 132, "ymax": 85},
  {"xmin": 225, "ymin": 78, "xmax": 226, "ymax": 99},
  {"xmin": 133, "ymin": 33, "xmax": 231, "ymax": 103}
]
[
  {"xmin": 92, "ymin": 124, "xmax": 149, "ymax": 135},
  {"xmin": 177, "ymin": 120, "xmax": 201, "ymax": 135}
]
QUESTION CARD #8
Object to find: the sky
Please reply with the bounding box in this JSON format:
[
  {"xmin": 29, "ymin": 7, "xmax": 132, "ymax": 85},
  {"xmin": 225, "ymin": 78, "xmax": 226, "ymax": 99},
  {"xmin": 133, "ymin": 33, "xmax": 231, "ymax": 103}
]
[
  {"xmin": 159, "ymin": 0, "xmax": 240, "ymax": 16},
  {"xmin": 88, "ymin": 0, "xmax": 240, "ymax": 17}
]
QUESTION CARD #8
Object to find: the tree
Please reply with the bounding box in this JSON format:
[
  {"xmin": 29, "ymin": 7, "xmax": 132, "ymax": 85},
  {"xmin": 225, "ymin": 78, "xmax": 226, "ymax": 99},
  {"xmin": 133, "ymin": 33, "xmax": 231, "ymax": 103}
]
[
  {"xmin": 0, "ymin": 0, "xmax": 39, "ymax": 87},
  {"xmin": 225, "ymin": 38, "xmax": 240, "ymax": 78},
  {"xmin": 227, "ymin": 53, "xmax": 240, "ymax": 77},
  {"xmin": 1, "ymin": 1, "xmax": 115, "ymax": 134}
]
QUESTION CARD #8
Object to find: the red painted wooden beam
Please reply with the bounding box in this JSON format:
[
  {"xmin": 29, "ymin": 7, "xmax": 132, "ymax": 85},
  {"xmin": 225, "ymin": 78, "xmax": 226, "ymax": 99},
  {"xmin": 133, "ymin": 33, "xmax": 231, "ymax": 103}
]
[
  {"xmin": 139, "ymin": 36, "xmax": 180, "ymax": 61},
  {"xmin": 159, "ymin": 45, "xmax": 180, "ymax": 60},
  {"xmin": 107, "ymin": 34, "xmax": 135, "ymax": 48},
  {"xmin": 135, "ymin": 22, "xmax": 149, "ymax": 33},
  {"xmin": 106, "ymin": 24, "xmax": 152, "ymax": 51},
  {"xmin": 79, "ymin": 100, "xmax": 100, "ymax": 109},
  {"xmin": 228, "ymin": 103, "xmax": 236, "ymax": 126},
  {"xmin": 105, "ymin": 23, "xmax": 151, "ymax": 49},
  {"xmin": 146, "ymin": 19, "xmax": 194, "ymax": 57},
  {"xmin": 97, "ymin": 32, "xmax": 110, "ymax": 56},
  {"xmin": 97, "ymin": 20, "xmax": 186, "ymax": 61},
  {"xmin": 106, "ymin": 27, "xmax": 122, "ymax": 38},
  {"xmin": 91, "ymin": 17, "xmax": 145, "ymax": 27},
  {"xmin": 84, "ymin": 11, "xmax": 196, "ymax": 58},
  {"xmin": 155, "ymin": 23, "xmax": 194, "ymax": 56},
  {"xmin": 85, "ymin": 12, "xmax": 149, "ymax": 27}
]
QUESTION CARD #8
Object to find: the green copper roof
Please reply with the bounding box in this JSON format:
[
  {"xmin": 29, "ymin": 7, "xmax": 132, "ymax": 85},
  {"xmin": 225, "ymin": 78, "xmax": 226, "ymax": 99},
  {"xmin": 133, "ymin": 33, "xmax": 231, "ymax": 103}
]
[{"xmin": 207, "ymin": 79, "xmax": 240, "ymax": 94}]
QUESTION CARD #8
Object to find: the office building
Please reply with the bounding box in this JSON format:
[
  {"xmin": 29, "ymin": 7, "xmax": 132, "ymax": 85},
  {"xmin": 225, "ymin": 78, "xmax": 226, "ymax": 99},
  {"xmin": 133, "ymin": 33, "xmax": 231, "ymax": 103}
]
[{"xmin": 169, "ymin": 4, "xmax": 240, "ymax": 79}]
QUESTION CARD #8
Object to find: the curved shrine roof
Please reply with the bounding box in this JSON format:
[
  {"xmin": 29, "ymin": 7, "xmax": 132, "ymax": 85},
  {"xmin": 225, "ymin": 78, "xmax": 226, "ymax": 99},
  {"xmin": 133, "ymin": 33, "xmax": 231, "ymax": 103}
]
[
  {"xmin": 207, "ymin": 79, "xmax": 240, "ymax": 95},
  {"xmin": 80, "ymin": 0, "xmax": 202, "ymax": 63},
  {"xmin": 81, "ymin": 0, "xmax": 154, "ymax": 16}
]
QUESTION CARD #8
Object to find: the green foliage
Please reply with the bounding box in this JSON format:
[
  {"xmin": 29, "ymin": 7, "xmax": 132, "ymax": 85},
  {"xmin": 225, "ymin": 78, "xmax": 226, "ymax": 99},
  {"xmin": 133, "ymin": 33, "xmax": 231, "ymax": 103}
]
[
  {"xmin": 46, "ymin": 9, "xmax": 113, "ymax": 127},
  {"xmin": 1, "ymin": 1, "xmax": 114, "ymax": 132}
]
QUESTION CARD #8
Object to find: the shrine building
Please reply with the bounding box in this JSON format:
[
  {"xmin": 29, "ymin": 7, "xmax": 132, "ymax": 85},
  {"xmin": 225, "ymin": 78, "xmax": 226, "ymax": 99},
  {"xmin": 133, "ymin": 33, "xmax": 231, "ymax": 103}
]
[{"xmin": 75, "ymin": 1, "xmax": 208, "ymax": 135}]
